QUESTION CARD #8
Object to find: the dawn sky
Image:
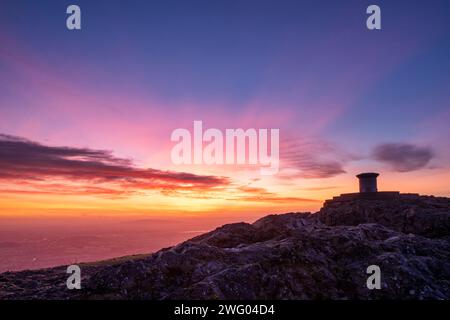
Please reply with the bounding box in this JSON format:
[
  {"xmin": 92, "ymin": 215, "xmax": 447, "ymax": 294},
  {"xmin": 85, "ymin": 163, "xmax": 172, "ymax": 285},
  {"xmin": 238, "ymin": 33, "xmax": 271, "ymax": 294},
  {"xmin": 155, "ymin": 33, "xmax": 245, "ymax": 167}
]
[{"xmin": 1, "ymin": 0, "xmax": 450, "ymax": 219}]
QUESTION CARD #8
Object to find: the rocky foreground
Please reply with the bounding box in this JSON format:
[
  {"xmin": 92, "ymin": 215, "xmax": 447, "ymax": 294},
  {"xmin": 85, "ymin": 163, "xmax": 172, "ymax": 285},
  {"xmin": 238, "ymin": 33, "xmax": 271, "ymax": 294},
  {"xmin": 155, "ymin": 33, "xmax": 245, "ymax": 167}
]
[{"xmin": 1, "ymin": 194, "xmax": 449, "ymax": 300}]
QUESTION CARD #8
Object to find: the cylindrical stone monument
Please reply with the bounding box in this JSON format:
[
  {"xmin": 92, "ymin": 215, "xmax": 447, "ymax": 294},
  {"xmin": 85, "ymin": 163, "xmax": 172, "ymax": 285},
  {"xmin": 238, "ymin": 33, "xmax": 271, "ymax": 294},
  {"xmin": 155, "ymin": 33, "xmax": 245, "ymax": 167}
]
[{"xmin": 356, "ymin": 172, "xmax": 379, "ymax": 193}]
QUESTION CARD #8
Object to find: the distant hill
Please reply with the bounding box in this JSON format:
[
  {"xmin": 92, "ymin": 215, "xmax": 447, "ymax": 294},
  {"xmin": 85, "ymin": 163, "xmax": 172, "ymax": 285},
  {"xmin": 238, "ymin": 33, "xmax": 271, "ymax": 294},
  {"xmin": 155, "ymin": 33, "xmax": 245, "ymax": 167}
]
[{"xmin": 1, "ymin": 194, "xmax": 449, "ymax": 300}]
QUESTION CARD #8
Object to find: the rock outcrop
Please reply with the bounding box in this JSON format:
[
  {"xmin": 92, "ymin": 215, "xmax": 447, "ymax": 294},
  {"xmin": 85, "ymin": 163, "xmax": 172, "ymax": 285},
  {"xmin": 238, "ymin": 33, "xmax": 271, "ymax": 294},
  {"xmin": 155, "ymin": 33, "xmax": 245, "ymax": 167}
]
[
  {"xmin": 1, "ymin": 195, "xmax": 449, "ymax": 300},
  {"xmin": 319, "ymin": 194, "xmax": 450, "ymax": 239}
]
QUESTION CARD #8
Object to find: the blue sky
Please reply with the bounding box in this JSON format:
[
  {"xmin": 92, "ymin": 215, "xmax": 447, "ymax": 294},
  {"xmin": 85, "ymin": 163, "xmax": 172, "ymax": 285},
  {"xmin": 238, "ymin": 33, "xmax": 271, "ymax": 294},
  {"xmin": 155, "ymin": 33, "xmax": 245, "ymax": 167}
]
[{"xmin": 1, "ymin": 0, "xmax": 450, "ymax": 200}]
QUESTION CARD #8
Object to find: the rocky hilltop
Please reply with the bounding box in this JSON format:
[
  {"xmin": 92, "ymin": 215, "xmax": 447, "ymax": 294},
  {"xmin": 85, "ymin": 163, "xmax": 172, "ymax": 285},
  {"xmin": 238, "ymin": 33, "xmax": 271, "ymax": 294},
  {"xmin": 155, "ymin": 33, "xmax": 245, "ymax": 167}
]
[{"xmin": 1, "ymin": 194, "xmax": 449, "ymax": 300}]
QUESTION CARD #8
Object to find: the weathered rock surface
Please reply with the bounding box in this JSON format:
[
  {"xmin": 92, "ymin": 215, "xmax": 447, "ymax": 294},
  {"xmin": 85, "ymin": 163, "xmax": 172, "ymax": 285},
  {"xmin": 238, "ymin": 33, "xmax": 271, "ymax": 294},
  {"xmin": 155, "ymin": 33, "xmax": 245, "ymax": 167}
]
[
  {"xmin": 1, "ymin": 195, "xmax": 449, "ymax": 300},
  {"xmin": 319, "ymin": 194, "xmax": 450, "ymax": 239}
]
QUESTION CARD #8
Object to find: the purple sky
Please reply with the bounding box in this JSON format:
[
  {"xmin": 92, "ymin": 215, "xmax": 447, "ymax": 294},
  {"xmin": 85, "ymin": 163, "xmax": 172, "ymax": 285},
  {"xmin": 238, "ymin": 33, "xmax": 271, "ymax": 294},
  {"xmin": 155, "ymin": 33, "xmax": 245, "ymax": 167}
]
[{"xmin": 1, "ymin": 0, "xmax": 450, "ymax": 209}]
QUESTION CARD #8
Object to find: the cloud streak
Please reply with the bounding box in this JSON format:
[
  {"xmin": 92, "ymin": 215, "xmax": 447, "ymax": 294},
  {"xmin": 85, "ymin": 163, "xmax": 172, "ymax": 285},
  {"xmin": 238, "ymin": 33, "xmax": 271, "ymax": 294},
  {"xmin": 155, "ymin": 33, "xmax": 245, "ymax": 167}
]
[
  {"xmin": 0, "ymin": 134, "xmax": 321, "ymax": 205},
  {"xmin": 0, "ymin": 134, "xmax": 229, "ymax": 196},
  {"xmin": 279, "ymin": 137, "xmax": 357, "ymax": 179},
  {"xmin": 372, "ymin": 143, "xmax": 434, "ymax": 172}
]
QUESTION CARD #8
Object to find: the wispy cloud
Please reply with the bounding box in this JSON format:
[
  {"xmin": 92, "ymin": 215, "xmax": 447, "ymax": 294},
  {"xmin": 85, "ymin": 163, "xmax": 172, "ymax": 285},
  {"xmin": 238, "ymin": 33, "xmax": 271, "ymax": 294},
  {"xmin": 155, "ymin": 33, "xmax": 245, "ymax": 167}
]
[
  {"xmin": 372, "ymin": 143, "xmax": 434, "ymax": 172},
  {"xmin": 0, "ymin": 134, "xmax": 321, "ymax": 205},
  {"xmin": 279, "ymin": 137, "xmax": 358, "ymax": 179},
  {"xmin": 0, "ymin": 134, "xmax": 229, "ymax": 197}
]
